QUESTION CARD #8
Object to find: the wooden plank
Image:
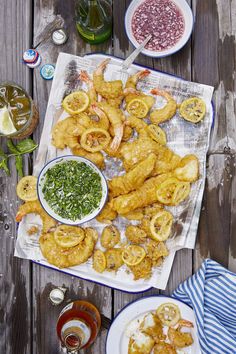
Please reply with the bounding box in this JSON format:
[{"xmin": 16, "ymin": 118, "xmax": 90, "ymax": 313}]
[
  {"xmin": 194, "ymin": 152, "xmax": 236, "ymax": 270},
  {"xmin": 32, "ymin": 1, "xmax": 112, "ymax": 353},
  {"xmin": 0, "ymin": 1, "xmax": 33, "ymax": 354},
  {"xmin": 192, "ymin": 0, "xmax": 236, "ymax": 273},
  {"xmin": 192, "ymin": 0, "xmax": 236, "ymax": 153}
]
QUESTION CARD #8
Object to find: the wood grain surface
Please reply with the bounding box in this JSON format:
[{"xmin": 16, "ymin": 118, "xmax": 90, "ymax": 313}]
[{"xmin": 0, "ymin": 0, "xmax": 235, "ymax": 353}]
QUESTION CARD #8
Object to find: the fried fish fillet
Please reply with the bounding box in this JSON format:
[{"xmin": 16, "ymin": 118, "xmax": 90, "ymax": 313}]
[
  {"xmin": 39, "ymin": 229, "xmax": 95, "ymax": 268},
  {"xmin": 119, "ymin": 137, "xmax": 173, "ymax": 170},
  {"xmin": 111, "ymin": 174, "xmax": 172, "ymax": 215},
  {"xmin": 108, "ymin": 153, "xmax": 156, "ymax": 197}
]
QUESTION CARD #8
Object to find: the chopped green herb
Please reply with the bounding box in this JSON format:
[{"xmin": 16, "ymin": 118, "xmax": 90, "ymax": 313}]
[{"xmin": 42, "ymin": 160, "xmax": 103, "ymax": 221}]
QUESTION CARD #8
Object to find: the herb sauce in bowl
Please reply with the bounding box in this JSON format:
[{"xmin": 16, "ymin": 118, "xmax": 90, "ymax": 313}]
[{"xmin": 38, "ymin": 156, "xmax": 108, "ymax": 225}]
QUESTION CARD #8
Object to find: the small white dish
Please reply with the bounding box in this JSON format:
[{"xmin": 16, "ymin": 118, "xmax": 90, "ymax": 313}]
[
  {"xmin": 125, "ymin": 0, "xmax": 194, "ymax": 58},
  {"xmin": 106, "ymin": 295, "xmax": 201, "ymax": 354},
  {"xmin": 37, "ymin": 155, "xmax": 108, "ymax": 225}
]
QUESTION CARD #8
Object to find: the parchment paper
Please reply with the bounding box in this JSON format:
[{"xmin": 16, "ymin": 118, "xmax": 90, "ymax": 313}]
[{"xmin": 14, "ymin": 53, "xmax": 214, "ymax": 291}]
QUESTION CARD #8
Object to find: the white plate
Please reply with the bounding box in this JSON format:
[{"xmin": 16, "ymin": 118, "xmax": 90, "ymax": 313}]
[
  {"xmin": 125, "ymin": 0, "xmax": 194, "ymax": 58},
  {"xmin": 106, "ymin": 296, "xmax": 201, "ymax": 354}
]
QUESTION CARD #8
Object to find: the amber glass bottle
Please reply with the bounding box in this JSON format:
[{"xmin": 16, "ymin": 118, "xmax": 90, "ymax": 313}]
[{"xmin": 56, "ymin": 300, "xmax": 101, "ymax": 352}]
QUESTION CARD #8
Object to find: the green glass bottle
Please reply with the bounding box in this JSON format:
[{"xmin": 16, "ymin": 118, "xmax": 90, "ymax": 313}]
[{"xmin": 75, "ymin": 0, "xmax": 112, "ymax": 44}]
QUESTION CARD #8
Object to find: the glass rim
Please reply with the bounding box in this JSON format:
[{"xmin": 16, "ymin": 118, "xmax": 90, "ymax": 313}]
[{"xmin": 0, "ymin": 81, "xmax": 34, "ymax": 137}]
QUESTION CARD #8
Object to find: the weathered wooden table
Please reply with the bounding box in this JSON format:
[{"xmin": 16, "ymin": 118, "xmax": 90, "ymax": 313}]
[{"xmin": 0, "ymin": 1, "xmax": 235, "ymax": 353}]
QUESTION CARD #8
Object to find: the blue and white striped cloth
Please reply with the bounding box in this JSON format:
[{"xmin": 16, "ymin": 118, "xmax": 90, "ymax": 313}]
[{"xmin": 173, "ymin": 259, "xmax": 236, "ymax": 354}]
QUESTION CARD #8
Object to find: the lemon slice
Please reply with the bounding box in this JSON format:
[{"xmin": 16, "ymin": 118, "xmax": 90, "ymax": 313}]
[
  {"xmin": 179, "ymin": 97, "xmax": 206, "ymax": 123},
  {"xmin": 54, "ymin": 225, "xmax": 85, "ymax": 248},
  {"xmin": 126, "ymin": 98, "xmax": 149, "ymax": 118},
  {"xmin": 147, "ymin": 124, "xmax": 167, "ymax": 145},
  {"xmin": 122, "ymin": 245, "xmax": 146, "ymax": 266},
  {"xmin": 16, "ymin": 176, "xmax": 38, "ymax": 201},
  {"xmin": 156, "ymin": 177, "xmax": 190, "ymax": 206},
  {"xmin": 62, "ymin": 91, "xmax": 89, "ymax": 114},
  {"xmin": 150, "ymin": 210, "xmax": 173, "ymax": 241},
  {"xmin": 93, "ymin": 249, "xmax": 106, "ymax": 273},
  {"xmin": 156, "ymin": 303, "xmax": 180, "ymax": 327},
  {"xmin": 0, "ymin": 107, "xmax": 17, "ymax": 135}
]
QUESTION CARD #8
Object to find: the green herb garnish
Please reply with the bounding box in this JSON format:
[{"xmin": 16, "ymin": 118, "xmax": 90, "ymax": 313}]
[
  {"xmin": 42, "ymin": 160, "xmax": 103, "ymax": 221},
  {"xmin": 0, "ymin": 138, "xmax": 38, "ymax": 176}
]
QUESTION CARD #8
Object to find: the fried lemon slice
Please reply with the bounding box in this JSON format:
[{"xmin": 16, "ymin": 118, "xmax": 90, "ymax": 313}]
[
  {"xmin": 126, "ymin": 98, "xmax": 149, "ymax": 118},
  {"xmin": 62, "ymin": 91, "xmax": 89, "ymax": 114},
  {"xmin": 147, "ymin": 124, "xmax": 167, "ymax": 145},
  {"xmin": 156, "ymin": 303, "xmax": 180, "ymax": 327},
  {"xmin": 150, "ymin": 211, "xmax": 173, "ymax": 241},
  {"xmin": 122, "ymin": 245, "xmax": 146, "ymax": 266},
  {"xmin": 156, "ymin": 177, "xmax": 190, "ymax": 206},
  {"xmin": 16, "ymin": 176, "xmax": 38, "ymax": 201},
  {"xmin": 93, "ymin": 249, "xmax": 106, "ymax": 273},
  {"xmin": 54, "ymin": 225, "xmax": 85, "ymax": 248},
  {"xmin": 80, "ymin": 127, "xmax": 111, "ymax": 152},
  {"xmin": 179, "ymin": 97, "xmax": 206, "ymax": 123}
]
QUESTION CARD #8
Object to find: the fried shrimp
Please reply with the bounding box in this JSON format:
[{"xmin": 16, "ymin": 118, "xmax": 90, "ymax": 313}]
[
  {"xmin": 98, "ymin": 102, "xmax": 124, "ymax": 151},
  {"xmin": 108, "ymin": 153, "xmax": 156, "ymax": 197},
  {"xmin": 39, "ymin": 230, "xmax": 95, "ymax": 268},
  {"xmin": 168, "ymin": 320, "xmax": 194, "ymax": 348},
  {"xmin": 93, "ymin": 58, "xmax": 123, "ymax": 99},
  {"xmin": 80, "ymin": 70, "xmax": 97, "ymax": 103},
  {"xmin": 51, "ymin": 116, "xmax": 86, "ymax": 149},
  {"xmin": 150, "ymin": 89, "xmax": 177, "ymax": 124},
  {"xmin": 16, "ymin": 200, "xmax": 57, "ymax": 233}
]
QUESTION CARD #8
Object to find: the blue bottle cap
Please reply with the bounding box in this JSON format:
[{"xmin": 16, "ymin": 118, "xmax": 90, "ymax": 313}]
[
  {"xmin": 23, "ymin": 49, "xmax": 39, "ymax": 63},
  {"xmin": 40, "ymin": 64, "xmax": 55, "ymax": 80}
]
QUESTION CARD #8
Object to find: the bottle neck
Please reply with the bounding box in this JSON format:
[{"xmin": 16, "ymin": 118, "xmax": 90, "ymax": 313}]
[{"xmin": 64, "ymin": 331, "xmax": 81, "ymax": 352}]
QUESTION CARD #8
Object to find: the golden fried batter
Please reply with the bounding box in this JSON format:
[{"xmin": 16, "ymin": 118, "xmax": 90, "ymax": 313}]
[
  {"xmin": 108, "ymin": 153, "xmax": 156, "ymax": 197},
  {"xmin": 101, "ymin": 225, "xmax": 120, "ymax": 249},
  {"xmin": 96, "ymin": 202, "xmax": 117, "ymax": 224},
  {"xmin": 125, "ymin": 225, "xmax": 147, "ymax": 244},
  {"xmin": 39, "ymin": 231, "xmax": 95, "ymax": 268},
  {"xmin": 105, "ymin": 248, "xmax": 123, "ymax": 271},
  {"xmin": 111, "ymin": 174, "xmax": 172, "ymax": 215},
  {"xmin": 16, "ymin": 200, "xmax": 57, "ymax": 233},
  {"xmin": 129, "ymin": 257, "xmax": 152, "ymax": 280},
  {"xmin": 140, "ymin": 313, "xmax": 165, "ymax": 342},
  {"xmin": 145, "ymin": 240, "xmax": 169, "ymax": 266},
  {"xmin": 128, "ymin": 333, "xmax": 154, "ymax": 354}
]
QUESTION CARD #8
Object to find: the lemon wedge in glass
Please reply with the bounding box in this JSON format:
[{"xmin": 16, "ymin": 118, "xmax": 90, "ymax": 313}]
[{"xmin": 0, "ymin": 107, "xmax": 17, "ymax": 135}]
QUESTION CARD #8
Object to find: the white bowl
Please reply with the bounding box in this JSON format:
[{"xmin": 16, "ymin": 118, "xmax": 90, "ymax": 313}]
[
  {"xmin": 37, "ymin": 155, "xmax": 108, "ymax": 225},
  {"xmin": 125, "ymin": 0, "xmax": 194, "ymax": 58}
]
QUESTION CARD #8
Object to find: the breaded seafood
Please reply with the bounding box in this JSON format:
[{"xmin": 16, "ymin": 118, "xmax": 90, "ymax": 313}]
[
  {"xmin": 108, "ymin": 153, "xmax": 156, "ymax": 197},
  {"xmin": 39, "ymin": 229, "xmax": 95, "ymax": 268},
  {"xmin": 128, "ymin": 332, "xmax": 154, "ymax": 354},
  {"xmin": 16, "ymin": 200, "xmax": 57, "ymax": 233},
  {"xmin": 111, "ymin": 174, "xmax": 171, "ymax": 215}
]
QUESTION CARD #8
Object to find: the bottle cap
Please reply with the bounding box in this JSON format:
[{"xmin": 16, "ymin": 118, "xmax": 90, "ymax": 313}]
[
  {"xmin": 26, "ymin": 54, "xmax": 42, "ymax": 69},
  {"xmin": 49, "ymin": 287, "xmax": 67, "ymax": 305},
  {"xmin": 23, "ymin": 49, "xmax": 39, "ymax": 63},
  {"xmin": 52, "ymin": 28, "xmax": 68, "ymax": 45},
  {"xmin": 40, "ymin": 64, "xmax": 55, "ymax": 80}
]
